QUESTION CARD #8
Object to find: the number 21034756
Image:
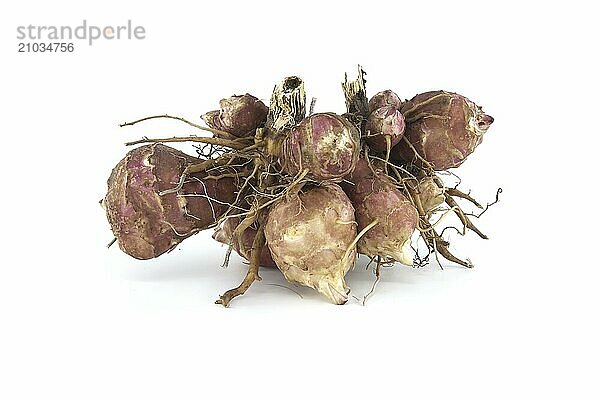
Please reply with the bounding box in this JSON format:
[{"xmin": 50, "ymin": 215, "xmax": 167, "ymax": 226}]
[{"xmin": 18, "ymin": 42, "xmax": 74, "ymax": 53}]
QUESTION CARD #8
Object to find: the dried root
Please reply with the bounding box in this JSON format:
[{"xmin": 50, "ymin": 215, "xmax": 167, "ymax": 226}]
[{"xmin": 215, "ymin": 217, "xmax": 266, "ymax": 307}]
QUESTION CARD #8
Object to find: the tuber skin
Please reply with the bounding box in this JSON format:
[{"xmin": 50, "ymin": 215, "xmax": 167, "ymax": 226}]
[
  {"xmin": 415, "ymin": 177, "xmax": 445, "ymax": 214},
  {"xmin": 341, "ymin": 158, "xmax": 418, "ymax": 265},
  {"xmin": 104, "ymin": 144, "xmax": 237, "ymax": 259},
  {"xmin": 364, "ymin": 105, "xmax": 406, "ymax": 153},
  {"xmin": 394, "ymin": 90, "xmax": 494, "ymax": 170},
  {"xmin": 368, "ymin": 89, "xmax": 402, "ymax": 112},
  {"xmin": 278, "ymin": 112, "xmax": 360, "ymax": 181},
  {"xmin": 264, "ymin": 184, "xmax": 357, "ymax": 304},
  {"xmin": 201, "ymin": 93, "xmax": 268, "ymax": 137},
  {"xmin": 213, "ymin": 217, "xmax": 277, "ymax": 267}
]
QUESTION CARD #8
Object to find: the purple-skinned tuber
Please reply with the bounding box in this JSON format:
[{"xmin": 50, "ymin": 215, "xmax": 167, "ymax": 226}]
[
  {"xmin": 364, "ymin": 105, "xmax": 406, "ymax": 153},
  {"xmin": 103, "ymin": 144, "xmax": 237, "ymax": 259},
  {"xmin": 368, "ymin": 89, "xmax": 402, "ymax": 112},
  {"xmin": 394, "ymin": 90, "xmax": 494, "ymax": 170},
  {"xmin": 278, "ymin": 112, "xmax": 360, "ymax": 181},
  {"xmin": 202, "ymin": 93, "xmax": 268, "ymax": 137},
  {"xmin": 342, "ymin": 158, "xmax": 418, "ymax": 265}
]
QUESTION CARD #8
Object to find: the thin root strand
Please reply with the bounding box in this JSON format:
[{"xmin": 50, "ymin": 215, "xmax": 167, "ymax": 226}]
[{"xmin": 215, "ymin": 223, "xmax": 266, "ymax": 307}]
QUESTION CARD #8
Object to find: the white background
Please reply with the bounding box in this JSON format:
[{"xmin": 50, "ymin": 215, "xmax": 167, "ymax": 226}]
[{"xmin": 1, "ymin": 1, "xmax": 598, "ymax": 399}]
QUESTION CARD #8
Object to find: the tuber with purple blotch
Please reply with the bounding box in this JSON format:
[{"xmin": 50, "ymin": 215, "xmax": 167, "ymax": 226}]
[
  {"xmin": 103, "ymin": 144, "xmax": 237, "ymax": 259},
  {"xmin": 278, "ymin": 112, "xmax": 360, "ymax": 181},
  {"xmin": 342, "ymin": 158, "xmax": 417, "ymax": 265},
  {"xmin": 364, "ymin": 105, "xmax": 406, "ymax": 153},
  {"xmin": 394, "ymin": 90, "xmax": 494, "ymax": 170},
  {"xmin": 202, "ymin": 93, "xmax": 268, "ymax": 138}
]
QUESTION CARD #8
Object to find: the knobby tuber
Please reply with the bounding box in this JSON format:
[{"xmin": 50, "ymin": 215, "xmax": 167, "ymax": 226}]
[
  {"xmin": 263, "ymin": 184, "xmax": 357, "ymax": 304},
  {"xmin": 103, "ymin": 144, "xmax": 238, "ymax": 259},
  {"xmin": 414, "ymin": 177, "xmax": 446, "ymax": 215},
  {"xmin": 104, "ymin": 66, "xmax": 499, "ymax": 306},
  {"xmin": 202, "ymin": 93, "xmax": 268, "ymax": 138},
  {"xmin": 394, "ymin": 90, "xmax": 494, "ymax": 170},
  {"xmin": 364, "ymin": 105, "xmax": 406, "ymax": 153},
  {"xmin": 341, "ymin": 158, "xmax": 417, "ymax": 265},
  {"xmin": 368, "ymin": 89, "xmax": 402, "ymax": 112},
  {"xmin": 278, "ymin": 112, "xmax": 360, "ymax": 181}
]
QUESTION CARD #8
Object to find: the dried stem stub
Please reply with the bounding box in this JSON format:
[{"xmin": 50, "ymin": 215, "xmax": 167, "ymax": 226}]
[
  {"xmin": 267, "ymin": 76, "xmax": 306, "ymax": 133},
  {"xmin": 342, "ymin": 65, "xmax": 369, "ymax": 118}
]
